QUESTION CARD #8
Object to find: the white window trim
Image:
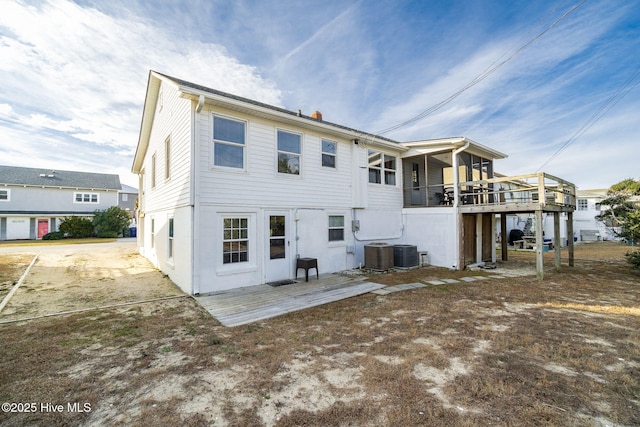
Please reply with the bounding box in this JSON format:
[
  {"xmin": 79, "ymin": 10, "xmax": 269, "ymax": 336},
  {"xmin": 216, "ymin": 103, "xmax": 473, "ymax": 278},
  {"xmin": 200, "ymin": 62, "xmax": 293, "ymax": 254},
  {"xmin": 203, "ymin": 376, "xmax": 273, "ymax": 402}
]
[
  {"xmin": 167, "ymin": 216, "xmax": 174, "ymax": 263},
  {"xmin": 0, "ymin": 188, "xmax": 10, "ymax": 202},
  {"xmin": 276, "ymin": 128, "xmax": 303, "ymax": 177},
  {"xmin": 328, "ymin": 214, "xmax": 346, "ymax": 243},
  {"xmin": 151, "ymin": 152, "xmax": 157, "ymax": 189},
  {"xmin": 165, "ymin": 135, "xmax": 171, "ymax": 181},
  {"xmin": 368, "ymin": 150, "xmax": 397, "ymax": 186},
  {"xmin": 217, "ymin": 214, "xmax": 258, "ymax": 274},
  {"xmin": 212, "ymin": 114, "xmax": 248, "ymax": 171},
  {"xmin": 73, "ymin": 192, "xmax": 100, "ymax": 204},
  {"xmin": 321, "ymin": 139, "xmax": 337, "ymax": 169}
]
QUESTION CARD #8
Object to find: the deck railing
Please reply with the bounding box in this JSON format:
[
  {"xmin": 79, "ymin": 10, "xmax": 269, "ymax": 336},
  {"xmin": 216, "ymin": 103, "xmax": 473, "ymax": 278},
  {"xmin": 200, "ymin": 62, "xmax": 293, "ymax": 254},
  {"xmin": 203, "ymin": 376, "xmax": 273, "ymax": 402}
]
[{"xmin": 403, "ymin": 172, "xmax": 576, "ymax": 209}]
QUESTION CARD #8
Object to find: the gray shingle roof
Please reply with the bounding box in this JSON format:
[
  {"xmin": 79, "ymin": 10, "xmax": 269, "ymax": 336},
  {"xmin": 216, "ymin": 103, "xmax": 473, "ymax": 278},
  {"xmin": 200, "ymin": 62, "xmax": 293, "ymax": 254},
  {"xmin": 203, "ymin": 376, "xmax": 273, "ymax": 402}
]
[
  {"xmin": 0, "ymin": 165, "xmax": 121, "ymax": 190},
  {"xmin": 155, "ymin": 71, "xmax": 401, "ymax": 145}
]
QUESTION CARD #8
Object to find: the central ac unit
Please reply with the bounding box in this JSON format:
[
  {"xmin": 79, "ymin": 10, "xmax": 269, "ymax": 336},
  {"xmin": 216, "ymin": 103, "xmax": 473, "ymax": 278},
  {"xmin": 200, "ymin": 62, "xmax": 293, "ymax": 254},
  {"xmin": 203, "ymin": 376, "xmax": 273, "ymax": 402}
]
[
  {"xmin": 364, "ymin": 243, "xmax": 394, "ymax": 270},
  {"xmin": 393, "ymin": 245, "xmax": 419, "ymax": 268}
]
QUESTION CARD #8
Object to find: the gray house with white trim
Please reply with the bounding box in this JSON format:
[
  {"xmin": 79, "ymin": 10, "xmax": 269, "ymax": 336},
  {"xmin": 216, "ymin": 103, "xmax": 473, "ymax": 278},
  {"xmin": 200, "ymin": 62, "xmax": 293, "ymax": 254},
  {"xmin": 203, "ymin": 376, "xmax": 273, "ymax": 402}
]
[{"xmin": 0, "ymin": 165, "xmax": 121, "ymax": 240}]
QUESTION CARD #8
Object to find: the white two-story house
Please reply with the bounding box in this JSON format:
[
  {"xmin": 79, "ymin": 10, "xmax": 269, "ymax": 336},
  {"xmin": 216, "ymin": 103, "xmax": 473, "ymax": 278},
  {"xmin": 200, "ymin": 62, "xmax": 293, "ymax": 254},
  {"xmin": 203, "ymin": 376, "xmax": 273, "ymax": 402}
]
[
  {"xmin": 132, "ymin": 71, "xmax": 576, "ymax": 294},
  {"xmin": 0, "ymin": 165, "xmax": 122, "ymax": 240}
]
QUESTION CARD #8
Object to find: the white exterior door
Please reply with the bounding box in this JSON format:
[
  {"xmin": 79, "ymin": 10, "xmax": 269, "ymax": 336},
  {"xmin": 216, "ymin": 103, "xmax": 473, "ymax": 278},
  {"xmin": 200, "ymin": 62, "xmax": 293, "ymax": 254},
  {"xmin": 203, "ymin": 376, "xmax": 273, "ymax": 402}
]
[{"xmin": 265, "ymin": 211, "xmax": 290, "ymax": 283}]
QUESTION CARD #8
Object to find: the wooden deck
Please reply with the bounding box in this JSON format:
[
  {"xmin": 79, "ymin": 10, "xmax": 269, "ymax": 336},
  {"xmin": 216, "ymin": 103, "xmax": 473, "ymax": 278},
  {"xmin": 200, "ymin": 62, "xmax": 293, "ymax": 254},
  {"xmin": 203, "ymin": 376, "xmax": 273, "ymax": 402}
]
[{"xmin": 194, "ymin": 274, "xmax": 385, "ymax": 327}]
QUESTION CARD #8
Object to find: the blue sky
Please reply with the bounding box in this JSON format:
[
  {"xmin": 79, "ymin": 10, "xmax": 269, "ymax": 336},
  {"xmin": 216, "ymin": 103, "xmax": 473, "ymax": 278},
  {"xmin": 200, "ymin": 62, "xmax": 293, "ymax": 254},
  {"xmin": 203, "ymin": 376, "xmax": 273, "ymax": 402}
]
[{"xmin": 1, "ymin": 0, "xmax": 638, "ymax": 189}]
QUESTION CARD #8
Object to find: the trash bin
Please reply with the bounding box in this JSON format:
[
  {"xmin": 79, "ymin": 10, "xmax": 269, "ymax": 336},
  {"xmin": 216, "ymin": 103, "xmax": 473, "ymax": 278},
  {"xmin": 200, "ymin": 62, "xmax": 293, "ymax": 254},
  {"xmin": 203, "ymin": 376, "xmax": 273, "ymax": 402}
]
[{"xmin": 129, "ymin": 227, "xmax": 137, "ymax": 237}]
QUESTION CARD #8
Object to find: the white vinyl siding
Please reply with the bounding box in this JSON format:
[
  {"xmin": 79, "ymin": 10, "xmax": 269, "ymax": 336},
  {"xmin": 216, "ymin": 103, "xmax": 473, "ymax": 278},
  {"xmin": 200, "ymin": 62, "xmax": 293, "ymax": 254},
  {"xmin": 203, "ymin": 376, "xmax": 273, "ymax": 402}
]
[
  {"xmin": 142, "ymin": 81, "xmax": 193, "ymax": 213},
  {"xmin": 197, "ymin": 109, "xmax": 364, "ymax": 209}
]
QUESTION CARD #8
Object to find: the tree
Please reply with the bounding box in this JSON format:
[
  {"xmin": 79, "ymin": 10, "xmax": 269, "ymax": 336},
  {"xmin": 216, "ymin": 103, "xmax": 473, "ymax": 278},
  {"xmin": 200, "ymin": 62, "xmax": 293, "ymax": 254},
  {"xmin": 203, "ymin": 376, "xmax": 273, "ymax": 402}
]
[
  {"xmin": 596, "ymin": 178, "xmax": 640, "ymax": 269},
  {"xmin": 596, "ymin": 179, "xmax": 640, "ymax": 244},
  {"xmin": 59, "ymin": 216, "xmax": 94, "ymax": 238},
  {"xmin": 92, "ymin": 206, "xmax": 131, "ymax": 238}
]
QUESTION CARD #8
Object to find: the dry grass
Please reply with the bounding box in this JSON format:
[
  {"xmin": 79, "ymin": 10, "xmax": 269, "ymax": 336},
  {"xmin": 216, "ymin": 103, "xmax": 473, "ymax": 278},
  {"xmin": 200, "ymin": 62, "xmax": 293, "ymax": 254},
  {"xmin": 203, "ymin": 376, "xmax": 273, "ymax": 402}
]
[
  {"xmin": 0, "ymin": 253, "xmax": 35, "ymax": 301},
  {"xmin": 1, "ymin": 241, "xmax": 639, "ymax": 426}
]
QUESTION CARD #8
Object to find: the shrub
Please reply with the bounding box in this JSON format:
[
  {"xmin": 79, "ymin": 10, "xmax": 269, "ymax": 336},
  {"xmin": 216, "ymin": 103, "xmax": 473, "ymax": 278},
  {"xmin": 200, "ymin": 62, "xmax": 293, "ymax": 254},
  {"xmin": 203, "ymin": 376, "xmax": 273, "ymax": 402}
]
[
  {"xmin": 59, "ymin": 216, "xmax": 94, "ymax": 238},
  {"xmin": 626, "ymin": 250, "xmax": 640, "ymax": 269},
  {"xmin": 92, "ymin": 206, "xmax": 131, "ymax": 238},
  {"xmin": 42, "ymin": 231, "xmax": 65, "ymax": 240}
]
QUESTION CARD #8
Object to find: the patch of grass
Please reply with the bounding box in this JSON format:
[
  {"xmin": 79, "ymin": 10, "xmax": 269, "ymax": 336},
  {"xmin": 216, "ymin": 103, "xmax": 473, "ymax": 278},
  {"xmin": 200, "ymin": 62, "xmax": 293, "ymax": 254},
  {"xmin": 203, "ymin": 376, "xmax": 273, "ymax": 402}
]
[{"xmin": 1, "ymin": 242, "xmax": 639, "ymax": 426}]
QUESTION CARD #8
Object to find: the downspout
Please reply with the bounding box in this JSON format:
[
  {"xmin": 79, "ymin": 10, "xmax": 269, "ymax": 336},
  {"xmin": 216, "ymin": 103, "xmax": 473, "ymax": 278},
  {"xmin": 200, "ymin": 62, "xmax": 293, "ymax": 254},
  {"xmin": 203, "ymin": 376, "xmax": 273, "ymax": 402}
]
[
  {"xmin": 191, "ymin": 95, "xmax": 205, "ymax": 295},
  {"xmin": 452, "ymin": 141, "xmax": 470, "ymax": 270}
]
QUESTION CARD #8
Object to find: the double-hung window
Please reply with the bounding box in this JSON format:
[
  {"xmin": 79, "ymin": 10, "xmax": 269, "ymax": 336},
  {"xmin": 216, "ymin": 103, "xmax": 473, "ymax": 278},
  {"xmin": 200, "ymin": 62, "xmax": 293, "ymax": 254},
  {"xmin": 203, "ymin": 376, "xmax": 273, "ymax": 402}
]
[
  {"xmin": 165, "ymin": 136, "xmax": 171, "ymax": 180},
  {"xmin": 151, "ymin": 153, "xmax": 157, "ymax": 188},
  {"xmin": 322, "ymin": 139, "xmax": 336, "ymax": 168},
  {"xmin": 223, "ymin": 218, "xmax": 249, "ymax": 264},
  {"xmin": 0, "ymin": 189, "xmax": 9, "ymax": 201},
  {"xmin": 328, "ymin": 215, "xmax": 345, "ymax": 242},
  {"xmin": 277, "ymin": 130, "xmax": 301, "ymax": 175},
  {"xmin": 368, "ymin": 150, "xmax": 396, "ymax": 185},
  {"xmin": 168, "ymin": 217, "xmax": 174, "ymax": 259},
  {"xmin": 213, "ymin": 116, "xmax": 245, "ymax": 169}
]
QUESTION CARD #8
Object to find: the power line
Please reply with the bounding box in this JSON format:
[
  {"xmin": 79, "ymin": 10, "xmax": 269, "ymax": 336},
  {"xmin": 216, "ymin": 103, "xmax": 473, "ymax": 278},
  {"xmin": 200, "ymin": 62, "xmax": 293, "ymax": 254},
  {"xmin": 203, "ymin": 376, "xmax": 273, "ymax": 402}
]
[
  {"xmin": 375, "ymin": 0, "xmax": 589, "ymax": 136},
  {"xmin": 537, "ymin": 65, "xmax": 640, "ymax": 171}
]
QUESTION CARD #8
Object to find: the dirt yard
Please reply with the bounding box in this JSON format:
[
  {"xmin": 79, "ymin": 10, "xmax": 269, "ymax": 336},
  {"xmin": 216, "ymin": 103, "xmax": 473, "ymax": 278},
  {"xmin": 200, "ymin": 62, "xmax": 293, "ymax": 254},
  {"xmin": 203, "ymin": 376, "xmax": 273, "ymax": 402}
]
[
  {"xmin": 0, "ymin": 240, "xmax": 638, "ymax": 426},
  {"xmin": 0, "ymin": 240, "xmax": 181, "ymax": 321}
]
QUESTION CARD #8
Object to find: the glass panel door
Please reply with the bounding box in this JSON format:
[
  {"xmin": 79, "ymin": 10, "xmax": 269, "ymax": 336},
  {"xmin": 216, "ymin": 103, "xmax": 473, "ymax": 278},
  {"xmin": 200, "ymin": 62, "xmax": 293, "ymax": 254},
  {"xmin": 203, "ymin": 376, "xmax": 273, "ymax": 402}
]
[{"xmin": 269, "ymin": 215, "xmax": 286, "ymax": 259}]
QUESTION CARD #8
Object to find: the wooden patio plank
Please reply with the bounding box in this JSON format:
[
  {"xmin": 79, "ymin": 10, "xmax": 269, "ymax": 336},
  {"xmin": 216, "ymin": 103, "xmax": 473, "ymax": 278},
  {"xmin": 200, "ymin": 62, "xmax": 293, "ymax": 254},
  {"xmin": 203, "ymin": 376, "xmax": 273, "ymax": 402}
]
[{"xmin": 200, "ymin": 281, "xmax": 385, "ymax": 327}]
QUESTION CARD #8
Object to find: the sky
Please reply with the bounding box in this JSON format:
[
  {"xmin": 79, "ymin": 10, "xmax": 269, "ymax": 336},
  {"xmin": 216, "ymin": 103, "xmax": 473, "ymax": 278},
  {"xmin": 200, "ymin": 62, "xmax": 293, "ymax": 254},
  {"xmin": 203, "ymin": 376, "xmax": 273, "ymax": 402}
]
[{"xmin": 0, "ymin": 0, "xmax": 638, "ymax": 190}]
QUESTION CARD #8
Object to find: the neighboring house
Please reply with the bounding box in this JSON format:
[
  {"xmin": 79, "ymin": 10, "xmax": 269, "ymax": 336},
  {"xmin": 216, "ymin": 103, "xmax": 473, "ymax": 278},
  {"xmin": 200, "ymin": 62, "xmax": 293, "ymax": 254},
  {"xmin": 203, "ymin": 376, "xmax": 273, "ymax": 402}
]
[
  {"xmin": 118, "ymin": 184, "xmax": 138, "ymax": 217},
  {"xmin": 573, "ymin": 188, "xmax": 621, "ymax": 241},
  {"xmin": 132, "ymin": 71, "xmax": 576, "ymax": 294},
  {"xmin": 0, "ymin": 165, "xmax": 121, "ymax": 240}
]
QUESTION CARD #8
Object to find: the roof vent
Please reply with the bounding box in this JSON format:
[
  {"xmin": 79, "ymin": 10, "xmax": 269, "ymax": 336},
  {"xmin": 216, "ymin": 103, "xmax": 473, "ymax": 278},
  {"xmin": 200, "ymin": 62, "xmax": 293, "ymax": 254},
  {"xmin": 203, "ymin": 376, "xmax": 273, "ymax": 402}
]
[
  {"xmin": 39, "ymin": 174, "xmax": 46, "ymax": 177},
  {"xmin": 311, "ymin": 111, "xmax": 322, "ymax": 121}
]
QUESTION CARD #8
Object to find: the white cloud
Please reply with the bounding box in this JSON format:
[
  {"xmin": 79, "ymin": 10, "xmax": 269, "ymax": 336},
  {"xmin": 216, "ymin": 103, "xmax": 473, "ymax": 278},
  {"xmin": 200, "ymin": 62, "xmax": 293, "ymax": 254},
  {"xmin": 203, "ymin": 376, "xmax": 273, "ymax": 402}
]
[{"xmin": 0, "ymin": 0, "xmax": 282, "ymax": 183}]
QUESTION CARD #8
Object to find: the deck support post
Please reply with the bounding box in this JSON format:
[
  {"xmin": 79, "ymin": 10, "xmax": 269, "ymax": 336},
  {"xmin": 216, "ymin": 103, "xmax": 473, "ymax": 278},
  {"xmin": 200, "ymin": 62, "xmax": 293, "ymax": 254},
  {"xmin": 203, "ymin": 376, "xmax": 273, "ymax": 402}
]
[
  {"xmin": 500, "ymin": 213, "xmax": 508, "ymax": 261},
  {"xmin": 553, "ymin": 212, "xmax": 561, "ymax": 272},
  {"xmin": 567, "ymin": 211, "xmax": 574, "ymax": 266},
  {"xmin": 535, "ymin": 209, "xmax": 544, "ymax": 280}
]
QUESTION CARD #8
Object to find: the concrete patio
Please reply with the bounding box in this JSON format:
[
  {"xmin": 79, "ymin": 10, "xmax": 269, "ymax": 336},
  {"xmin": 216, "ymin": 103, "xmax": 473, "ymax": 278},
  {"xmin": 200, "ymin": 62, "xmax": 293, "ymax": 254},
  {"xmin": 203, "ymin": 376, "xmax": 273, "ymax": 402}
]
[{"xmin": 194, "ymin": 273, "xmax": 385, "ymax": 327}]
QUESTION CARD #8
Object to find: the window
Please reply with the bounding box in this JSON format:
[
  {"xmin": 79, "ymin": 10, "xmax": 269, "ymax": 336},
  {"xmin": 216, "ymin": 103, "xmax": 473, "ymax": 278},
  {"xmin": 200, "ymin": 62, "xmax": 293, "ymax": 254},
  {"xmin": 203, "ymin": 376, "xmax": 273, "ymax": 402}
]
[
  {"xmin": 213, "ymin": 116, "xmax": 245, "ymax": 168},
  {"xmin": 577, "ymin": 199, "xmax": 588, "ymax": 211},
  {"xmin": 151, "ymin": 218, "xmax": 155, "ymax": 248},
  {"xmin": 277, "ymin": 130, "xmax": 301, "ymax": 175},
  {"xmin": 368, "ymin": 150, "xmax": 396, "ymax": 185},
  {"xmin": 74, "ymin": 193, "xmax": 99, "ymax": 203},
  {"xmin": 322, "ymin": 139, "xmax": 336, "ymax": 168},
  {"xmin": 122, "ymin": 194, "xmax": 128, "ymax": 202},
  {"xmin": 223, "ymin": 217, "xmax": 249, "ymax": 264},
  {"xmin": 151, "ymin": 153, "xmax": 157, "ymax": 188},
  {"xmin": 165, "ymin": 136, "xmax": 171, "ymax": 180},
  {"xmin": 168, "ymin": 217, "xmax": 174, "ymax": 259},
  {"xmin": 328, "ymin": 215, "xmax": 344, "ymax": 241},
  {"xmin": 0, "ymin": 189, "xmax": 9, "ymax": 201}
]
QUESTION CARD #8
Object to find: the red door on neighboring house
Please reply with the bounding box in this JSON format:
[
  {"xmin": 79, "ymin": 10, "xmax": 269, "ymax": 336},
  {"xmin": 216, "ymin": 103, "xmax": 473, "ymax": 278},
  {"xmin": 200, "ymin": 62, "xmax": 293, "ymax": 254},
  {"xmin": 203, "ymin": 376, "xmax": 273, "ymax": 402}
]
[{"xmin": 37, "ymin": 219, "xmax": 49, "ymax": 239}]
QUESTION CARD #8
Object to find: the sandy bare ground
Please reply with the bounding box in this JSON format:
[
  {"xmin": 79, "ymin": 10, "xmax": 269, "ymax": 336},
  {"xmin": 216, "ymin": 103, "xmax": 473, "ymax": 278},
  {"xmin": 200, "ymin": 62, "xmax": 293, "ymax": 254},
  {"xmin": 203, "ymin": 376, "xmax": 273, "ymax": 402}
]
[
  {"xmin": 0, "ymin": 240, "xmax": 638, "ymax": 426},
  {"xmin": 0, "ymin": 240, "xmax": 182, "ymax": 321}
]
